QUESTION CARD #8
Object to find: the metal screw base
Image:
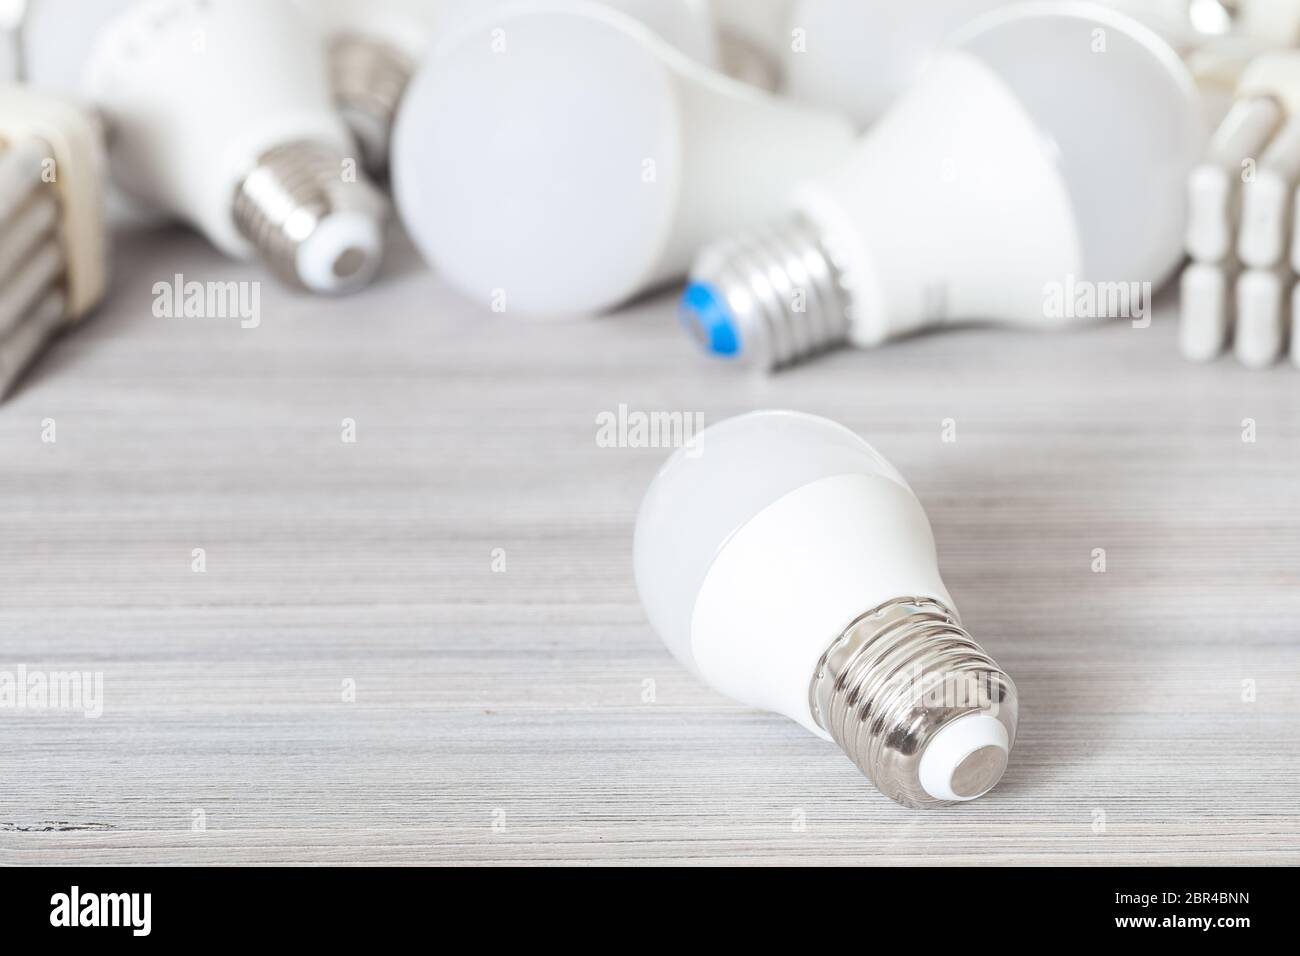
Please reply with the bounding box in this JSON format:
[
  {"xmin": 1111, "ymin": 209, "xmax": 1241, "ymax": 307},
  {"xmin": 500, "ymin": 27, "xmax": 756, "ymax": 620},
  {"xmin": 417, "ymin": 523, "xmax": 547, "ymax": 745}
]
[
  {"xmin": 809, "ymin": 597, "xmax": 1018, "ymax": 808},
  {"xmin": 328, "ymin": 33, "xmax": 414, "ymax": 176},
  {"xmin": 689, "ymin": 212, "xmax": 853, "ymax": 369},
  {"xmin": 232, "ymin": 139, "xmax": 387, "ymax": 295}
]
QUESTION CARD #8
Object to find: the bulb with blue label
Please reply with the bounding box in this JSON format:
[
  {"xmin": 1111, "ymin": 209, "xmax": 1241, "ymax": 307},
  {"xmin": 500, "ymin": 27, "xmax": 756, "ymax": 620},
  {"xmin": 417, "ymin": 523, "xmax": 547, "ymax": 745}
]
[
  {"xmin": 634, "ymin": 410, "xmax": 1019, "ymax": 808},
  {"xmin": 681, "ymin": 2, "xmax": 1205, "ymax": 368}
]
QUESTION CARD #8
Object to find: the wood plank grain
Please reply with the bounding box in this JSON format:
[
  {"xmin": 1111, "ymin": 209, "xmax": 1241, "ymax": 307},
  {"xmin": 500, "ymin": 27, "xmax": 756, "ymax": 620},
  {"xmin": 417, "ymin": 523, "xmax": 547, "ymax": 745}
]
[{"xmin": 1, "ymin": 228, "xmax": 1297, "ymax": 865}]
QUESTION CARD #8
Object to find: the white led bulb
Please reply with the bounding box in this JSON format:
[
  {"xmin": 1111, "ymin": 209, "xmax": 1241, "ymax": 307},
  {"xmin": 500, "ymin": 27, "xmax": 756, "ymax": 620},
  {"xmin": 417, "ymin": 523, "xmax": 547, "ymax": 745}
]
[
  {"xmin": 782, "ymin": 0, "xmax": 1010, "ymax": 129},
  {"xmin": 634, "ymin": 411, "xmax": 1018, "ymax": 808},
  {"xmin": 306, "ymin": 0, "xmax": 719, "ymax": 177},
  {"xmin": 392, "ymin": 0, "xmax": 854, "ymax": 316},
  {"xmin": 20, "ymin": 0, "xmax": 388, "ymax": 295},
  {"xmin": 681, "ymin": 3, "xmax": 1205, "ymax": 369}
]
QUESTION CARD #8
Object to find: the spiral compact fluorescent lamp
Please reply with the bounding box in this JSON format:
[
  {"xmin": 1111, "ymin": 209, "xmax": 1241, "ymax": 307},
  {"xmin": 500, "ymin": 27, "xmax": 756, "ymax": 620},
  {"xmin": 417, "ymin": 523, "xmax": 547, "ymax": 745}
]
[
  {"xmin": 0, "ymin": 86, "xmax": 107, "ymax": 399},
  {"xmin": 1182, "ymin": 49, "xmax": 1300, "ymax": 368}
]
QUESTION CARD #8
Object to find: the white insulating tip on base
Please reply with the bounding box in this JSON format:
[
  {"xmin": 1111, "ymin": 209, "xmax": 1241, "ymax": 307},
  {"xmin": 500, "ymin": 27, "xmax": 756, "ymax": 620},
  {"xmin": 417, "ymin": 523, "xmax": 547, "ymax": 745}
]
[
  {"xmin": 918, "ymin": 713, "xmax": 1010, "ymax": 802},
  {"xmin": 294, "ymin": 212, "xmax": 384, "ymax": 295},
  {"xmin": 233, "ymin": 140, "xmax": 388, "ymax": 296}
]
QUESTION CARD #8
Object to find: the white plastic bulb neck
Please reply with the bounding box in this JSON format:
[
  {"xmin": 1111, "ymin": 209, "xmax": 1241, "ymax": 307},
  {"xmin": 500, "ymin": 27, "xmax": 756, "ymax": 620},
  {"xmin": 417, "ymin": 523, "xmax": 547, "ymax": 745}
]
[
  {"xmin": 681, "ymin": 51, "xmax": 1082, "ymax": 369},
  {"xmin": 69, "ymin": 0, "xmax": 388, "ymax": 294}
]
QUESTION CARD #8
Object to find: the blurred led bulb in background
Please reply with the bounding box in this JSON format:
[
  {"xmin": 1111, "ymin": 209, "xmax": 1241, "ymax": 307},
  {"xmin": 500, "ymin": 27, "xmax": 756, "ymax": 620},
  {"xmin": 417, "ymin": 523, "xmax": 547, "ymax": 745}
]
[
  {"xmin": 572, "ymin": 0, "xmax": 719, "ymax": 66},
  {"xmin": 634, "ymin": 411, "xmax": 1018, "ymax": 808},
  {"xmin": 682, "ymin": 3, "xmax": 1205, "ymax": 369},
  {"xmin": 392, "ymin": 0, "xmax": 854, "ymax": 317},
  {"xmin": 782, "ymin": 0, "xmax": 1010, "ymax": 128},
  {"xmin": 1094, "ymin": 0, "xmax": 1233, "ymax": 48},
  {"xmin": 306, "ymin": 0, "xmax": 719, "ymax": 178},
  {"xmin": 20, "ymin": 0, "xmax": 387, "ymax": 295}
]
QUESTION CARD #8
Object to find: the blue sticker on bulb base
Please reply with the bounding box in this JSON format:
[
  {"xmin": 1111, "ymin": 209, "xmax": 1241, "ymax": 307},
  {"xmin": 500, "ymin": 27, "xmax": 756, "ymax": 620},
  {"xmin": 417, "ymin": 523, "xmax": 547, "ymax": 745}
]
[{"xmin": 680, "ymin": 281, "xmax": 741, "ymax": 357}]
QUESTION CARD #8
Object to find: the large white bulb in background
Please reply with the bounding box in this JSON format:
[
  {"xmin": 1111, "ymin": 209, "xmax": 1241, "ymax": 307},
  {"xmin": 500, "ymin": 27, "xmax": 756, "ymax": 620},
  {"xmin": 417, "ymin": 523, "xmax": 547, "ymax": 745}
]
[
  {"xmin": 20, "ymin": 0, "xmax": 387, "ymax": 295},
  {"xmin": 578, "ymin": 0, "xmax": 718, "ymax": 66},
  {"xmin": 681, "ymin": 2, "xmax": 1206, "ymax": 369},
  {"xmin": 307, "ymin": 0, "xmax": 719, "ymax": 178},
  {"xmin": 634, "ymin": 411, "xmax": 1019, "ymax": 808},
  {"xmin": 392, "ymin": 0, "xmax": 854, "ymax": 317},
  {"xmin": 1093, "ymin": 0, "xmax": 1231, "ymax": 49},
  {"xmin": 449, "ymin": 0, "xmax": 720, "ymax": 66},
  {"xmin": 783, "ymin": 0, "xmax": 1010, "ymax": 128}
]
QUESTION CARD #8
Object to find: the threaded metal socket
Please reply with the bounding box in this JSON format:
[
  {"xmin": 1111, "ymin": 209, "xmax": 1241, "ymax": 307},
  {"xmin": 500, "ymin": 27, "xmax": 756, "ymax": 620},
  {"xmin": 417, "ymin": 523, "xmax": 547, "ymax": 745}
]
[
  {"xmin": 328, "ymin": 33, "xmax": 414, "ymax": 177},
  {"xmin": 686, "ymin": 212, "xmax": 853, "ymax": 369},
  {"xmin": 809, "ymin": 597, "xmax": 1018, "ymax": 808},
  {"xmin": 232, "ymin": 139, "xmax": 387, "ymax": 295}
]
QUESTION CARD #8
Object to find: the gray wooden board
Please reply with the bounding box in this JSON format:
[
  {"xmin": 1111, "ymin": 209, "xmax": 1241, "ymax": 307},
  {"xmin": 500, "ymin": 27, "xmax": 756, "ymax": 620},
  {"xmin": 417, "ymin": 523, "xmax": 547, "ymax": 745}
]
[{"xmin": 1, "ymin": 228, "xmax": 1297, "ymax": 864}]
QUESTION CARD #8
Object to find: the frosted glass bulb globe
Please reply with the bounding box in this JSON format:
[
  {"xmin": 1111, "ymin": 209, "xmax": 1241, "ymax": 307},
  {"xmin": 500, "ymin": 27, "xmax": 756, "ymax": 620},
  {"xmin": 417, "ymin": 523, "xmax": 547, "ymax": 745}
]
[
  {"xmin": 391, "ymin": 0, "xmax": 854, "ymax": 316},
  {"xmin": 681, "ymin": 2, "xmax": 1206, "ymax": 369},
  {"xmin": 783, "ymin": 0, "xmax": 1011, "ymax": 128},
  {"xmin": 634, "ymin": 410, "xmax": 1019, "ymax": 808},
  {"xmin": 307, "ymin": 0, "xmax": 719, "ymax": 176},
  {"xmin": 19, "ymin": 0, "xmax": 388, "ymax": 295}
]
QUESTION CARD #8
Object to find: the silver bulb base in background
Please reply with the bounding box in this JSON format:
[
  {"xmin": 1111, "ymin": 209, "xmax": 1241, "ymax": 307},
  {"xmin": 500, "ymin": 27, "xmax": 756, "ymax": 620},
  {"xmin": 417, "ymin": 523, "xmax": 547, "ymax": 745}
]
[
  {"xmin": 809, "ymin": 597, "xmax": 1018, "ymax": 808},
  {"xmin": 689, "ymin": 212, "xmax": 853, "ymax": 370},
  {"xmin": 715, "ymin": 28, "xmax": 782, "ymax": 93},
  {"xmin": 328, "ymin": 33, "xmax": 414, "ymax": 177},
  {"xmin": 233, "ymin": 139, "xmax": 388, "ymax": 296}
]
